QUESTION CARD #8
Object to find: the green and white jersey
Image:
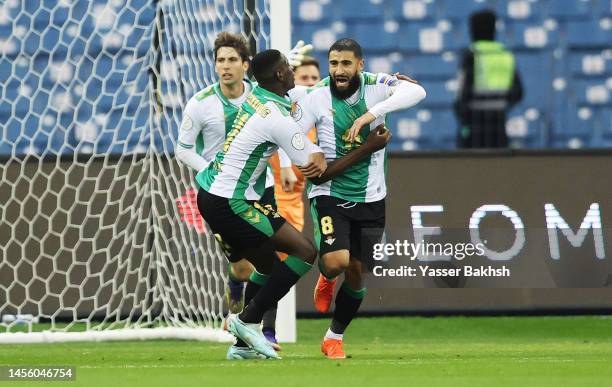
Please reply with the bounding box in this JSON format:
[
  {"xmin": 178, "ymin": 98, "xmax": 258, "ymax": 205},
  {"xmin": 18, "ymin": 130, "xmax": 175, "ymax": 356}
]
[
  {"xmin": 292, "ymin": 72, "xmax": 426, "ymax": 203},
  {"xmin": 196, "ymin": 85, "xmax": 322, "ymax": 201},
  {"xmin": 175, "ymin": 80, "xmax": 274, "ymax": 188}
]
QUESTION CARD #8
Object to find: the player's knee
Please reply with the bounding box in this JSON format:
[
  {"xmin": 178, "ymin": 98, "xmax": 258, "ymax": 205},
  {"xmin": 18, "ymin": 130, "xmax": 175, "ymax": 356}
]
[
  {"xmin": 231, "ymin": 260, "xmax": 254, "ymax": 281},
  {"xmin": 321, "ymin": 251, "xmax": 349, "ymax": 277},
  {"xmin": 299, "ymin": 239, "xmax": 317, "ymax": 265}
]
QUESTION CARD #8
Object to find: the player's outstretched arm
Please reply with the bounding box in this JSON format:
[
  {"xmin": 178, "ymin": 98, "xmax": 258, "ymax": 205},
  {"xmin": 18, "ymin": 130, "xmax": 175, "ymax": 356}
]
[
  {"xmin": 308, "ymin": 124, "xmax": 391, "ymax": 185},
  {"xmin": 346, "ymin": 76, "xmax": 426, "ymax": 142}
]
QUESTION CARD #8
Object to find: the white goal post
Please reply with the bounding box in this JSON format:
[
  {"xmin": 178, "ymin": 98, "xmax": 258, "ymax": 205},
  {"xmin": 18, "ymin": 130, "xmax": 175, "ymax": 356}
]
[{"xmin": 0, "ymin": 0, "xmax": 295, "ymax": 344}]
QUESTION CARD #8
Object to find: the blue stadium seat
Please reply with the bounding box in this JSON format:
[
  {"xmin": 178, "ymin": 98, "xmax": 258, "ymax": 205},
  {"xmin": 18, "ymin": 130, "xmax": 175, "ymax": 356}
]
[
  {"xmin": 569, "ymin": 106, "xmax": 598, "ymax": 136},
  {"xmin": 353, "ymin": 21, "xmax": 399, "ymax": 50},
  {"xmin": 291, "ymin": 23, "xmax": 333, "ymax": 52},
  {"xmin": 572, "ymin": 79, "xmax": 611, "ymax": 105},
  {"xmin": 332, "ymin": 0, "xmax": 385, "ymax": 21},
  {"xmin": 400, "ymin": 53, "xmax": 458, "ymax": 79},
  {"xmin": 0, "ymin": 25, "xmax": 11, "ymax": 40},
  {"xmin": 398, "ymin": 22, "xmax": 455, "ymax": 53},
  {"xmin": 569, "ymin": 50, "xmax": 612, "ymax": 76},
  {"xmin": 422, "ymin": 108, "xmax": 457, "ymax": 141},
  {"xmin": 416, "ymin": 80, "xmax": 456, "ymax": 107},
  {"xmin": 514, "ymin": 52, "xmax": 554, "ymax": 108},
  {"xmin": 64, "ymin": 0, "xmax": 91, "ymax": 20},
  {"xmin": 439, "ymin": 0, "xmax": 494, "ymax": 20},
  {"xmin": 389, "ymin": 0, "xmax": 436, "ymax": 21},
  {"xmin": 546, "ymin": 0, "xmax": 594, "ymax": 19},
  {"xmin": 567, "ymin": 20, "xmax": 611, "ymax": 48},
  {"xmin": 506, "ymin": 105, "xmax": 546, "ymax": 140},
  {"xmin": 151, "ymin": 116, "xmax": 178, "ymax": 155},
  {"xmin": 51, "ymin": 3, "xmax": 71, "ymax": 25},
  {"xmin": 450, "ymin": 20, "xmax": 473, "ymax": 49},
  {"xmin": 31, "ymin": 8, "xmax": 52, "ymax": 32},
  {"xmin": 1, "ymin": 113, "xmax": 21, "ymax": 148},
  {"xmin": 602, "ymin": 108, "xmax": 612, "ymax": 135},
  {"xmin": 293, "ymin": 1, "xmax": 330, "ymax": 23},
  {"xmin": 386, "ymin": 108, "xmax": 454, "ymax": 149},
  {"xmin": 524, "ymin": 136, "xmax": 546, "ymax": 148},
  {"xmin": 1, "ymin": 76, "xmax": 19, "ymax": 102},
  {"xmin": 496, "ymin": 0, "xmax": 544, "ymax": 21},
  {"xmin": 594, "ymin": 0, "xmax": 612, "ymax": 16},
  {"xmin": 505, "ymin": 22, "xmax": 559, "ymax": 49}
]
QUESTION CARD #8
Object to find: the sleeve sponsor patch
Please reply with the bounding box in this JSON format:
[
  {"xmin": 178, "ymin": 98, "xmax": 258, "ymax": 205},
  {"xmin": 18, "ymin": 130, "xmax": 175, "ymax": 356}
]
[
  {"xmin": 379, "ymin": 75, "xmax": 400, "ymax": 87},
  {"xmin": 291, "ymin": 132, "xmax": 305, "ymax": 150}
]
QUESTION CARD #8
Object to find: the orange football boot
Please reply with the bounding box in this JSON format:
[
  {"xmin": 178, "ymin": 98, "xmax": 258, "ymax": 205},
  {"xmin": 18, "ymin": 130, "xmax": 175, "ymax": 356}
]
[
  {"xmin": 314, "ymin": 274, "xmax": 337, "ymax": 313},
  {"xmin": 321, "ymin": 338, "xmax": 346, "ymax": 359}
]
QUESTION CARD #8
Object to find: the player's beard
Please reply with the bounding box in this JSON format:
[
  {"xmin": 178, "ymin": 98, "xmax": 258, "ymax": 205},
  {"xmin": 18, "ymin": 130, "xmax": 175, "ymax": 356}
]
[{"xmin": 329, "ymin": 73, "xmax": 360, "ymax": 100}]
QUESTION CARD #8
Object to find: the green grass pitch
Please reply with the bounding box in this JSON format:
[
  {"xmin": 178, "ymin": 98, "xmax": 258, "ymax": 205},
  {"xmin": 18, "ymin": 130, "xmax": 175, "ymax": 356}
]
[{"xmin": 1, "ymin": 316, "xmax": 611, "ymax": 386}]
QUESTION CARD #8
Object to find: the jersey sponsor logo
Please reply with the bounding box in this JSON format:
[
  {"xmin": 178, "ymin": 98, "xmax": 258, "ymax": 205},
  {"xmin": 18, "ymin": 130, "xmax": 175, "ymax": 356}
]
[
  {"xmin": 291, "ymin": 102, "xmax": 303, "ymax": 121},
  {"xmin": 291, "ymin": 133, "xmax": 305, "ymax": 150},
  {"xmin": 324, "ymin": 237, "xmax": 336, "ymax": 245},
  {"xmin": 181, "ymin": 115, "xmax": 193, "ymax": 131}
]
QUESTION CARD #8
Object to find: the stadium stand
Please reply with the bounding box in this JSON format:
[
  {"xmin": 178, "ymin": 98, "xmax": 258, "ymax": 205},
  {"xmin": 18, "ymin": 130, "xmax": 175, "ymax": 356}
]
[
  {"xmin": 0, "ymin": 0, "xmax": 610, "ymax": 154},
  {"xmin": 292, "ymin": 0, "xmax": 612, "ymax": 150}
]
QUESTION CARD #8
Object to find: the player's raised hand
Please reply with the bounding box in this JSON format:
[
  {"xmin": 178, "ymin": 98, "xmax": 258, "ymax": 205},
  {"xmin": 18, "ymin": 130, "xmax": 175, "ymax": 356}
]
[
  {"xmin": 287, "ymin": 40, "xmax": 314, "ymax": 68},
  {"xmin": 347, "ymin": 111, "xmax": 376, "ymax": 143},
  {"xmin": 280, "ymin": 167, "xmax": 297, "ymax": 192},
  {"xmin": 299, "ymin": 152, "xmax": 327, "ymax": 178},
  {"xmin": 393, "ymin": 72, "xmax": 419, "ymax": 84},
  {"xmin": 363, "ymin": 124, "xmax": 392, "ymax": 152}
]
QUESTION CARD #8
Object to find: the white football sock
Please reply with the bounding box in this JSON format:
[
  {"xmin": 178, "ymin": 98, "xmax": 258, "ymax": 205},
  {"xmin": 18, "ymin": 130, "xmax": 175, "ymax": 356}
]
[{"xmin": 325, "ymin": 328, "xmax": 343, "ymax": 341}]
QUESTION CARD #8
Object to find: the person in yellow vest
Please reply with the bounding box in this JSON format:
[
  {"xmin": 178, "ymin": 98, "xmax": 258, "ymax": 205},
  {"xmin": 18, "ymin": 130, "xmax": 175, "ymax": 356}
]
[
  {"xmin": 454, "ymin": 9, "xmax": 523, "ymax": 148},
  {"xmin": 269, "ymin": 57, "xmax": 321, "ymax": 232}
]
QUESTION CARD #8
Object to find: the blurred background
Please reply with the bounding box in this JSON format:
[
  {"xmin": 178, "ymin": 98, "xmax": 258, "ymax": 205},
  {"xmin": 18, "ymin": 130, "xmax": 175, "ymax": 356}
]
[
  {"xmin": 0, "ymin": 0, "xmax": 610, "ymax": 157},
  {"xmin": 0, "ymin": 0, "xmax": 611, "ymax": 325},
  {"xmin": 291, "ymin": 0, "xmax": 612, "ymax": 150}
]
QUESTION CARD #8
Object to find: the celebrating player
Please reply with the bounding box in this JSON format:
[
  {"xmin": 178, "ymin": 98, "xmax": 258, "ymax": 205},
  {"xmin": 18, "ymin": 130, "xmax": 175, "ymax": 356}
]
[
  {"xmin": 174, "ymin": 32, "xmax": 311, "ymax": 358},
  {"xmin": 288, "ymin": 38, "xmax": 426, "ymax": 359},
  {"xmin": 196, "ymin": 49, "xmax": 392, "ymax": 359},
  {"xmin": 269, "ymin": 57, "xmax": 321, "ymax": 232}
]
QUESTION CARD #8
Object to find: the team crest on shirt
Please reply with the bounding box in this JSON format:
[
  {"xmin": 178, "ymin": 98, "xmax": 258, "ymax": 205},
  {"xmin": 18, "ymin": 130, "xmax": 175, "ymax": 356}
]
[
  {"xmin": 291, "ymin": 102, "xmax": 303, "ymax": 121},
  {"xmin": 291, "ymin": 133, "xmax": 305, "ymax": 150},
  {"xmin": 181, "ymin": 115, "xmax": 193, "ymax": 131}
]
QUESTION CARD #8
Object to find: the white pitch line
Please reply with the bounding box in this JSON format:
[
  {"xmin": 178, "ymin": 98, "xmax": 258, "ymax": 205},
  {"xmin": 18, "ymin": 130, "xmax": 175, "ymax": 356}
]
[{"xmin": 75, "ymin": 357, "xmax": 607, "ymax": 369}]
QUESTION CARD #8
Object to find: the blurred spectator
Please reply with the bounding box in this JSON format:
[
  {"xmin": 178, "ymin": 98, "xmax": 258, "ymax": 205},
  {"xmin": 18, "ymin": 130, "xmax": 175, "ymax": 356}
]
[
  {"xmin": 454, "ymin": 10, "xmax": 523, "ymax": 148},
  {"xmin": 294, "ymin": 57, "xmax": 322, "ymax": 87}
]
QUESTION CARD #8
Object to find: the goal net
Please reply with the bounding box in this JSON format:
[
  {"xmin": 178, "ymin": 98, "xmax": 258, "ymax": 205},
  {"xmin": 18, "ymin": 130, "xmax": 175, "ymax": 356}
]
[{"xmin": 0, "ymin": 0, "xmax": 277, "ymax": 343}]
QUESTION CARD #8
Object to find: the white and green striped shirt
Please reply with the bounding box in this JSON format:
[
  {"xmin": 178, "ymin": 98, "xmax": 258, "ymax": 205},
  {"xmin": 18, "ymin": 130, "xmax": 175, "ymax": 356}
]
[
  {"xmin": 175, "ymin": 80, "xmax": 274, "ymax": 188},
  {"xmin": 292, "ymin": 72, "xmax": 426, "ymax": 203},
  {"xmin": 197, "ymin": 85, "xmax": 322, "ymax": 200}
]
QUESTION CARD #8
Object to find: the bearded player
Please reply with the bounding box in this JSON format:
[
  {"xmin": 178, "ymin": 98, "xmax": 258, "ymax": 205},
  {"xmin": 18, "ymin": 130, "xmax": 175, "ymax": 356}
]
[
  {"xmin": 289, "ymin": 38, "xmax": 426, "ymax": 359},
  {"xmin": 196, "ymin": 49, "xmax": 392, "ymax": 359}
]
